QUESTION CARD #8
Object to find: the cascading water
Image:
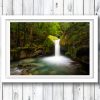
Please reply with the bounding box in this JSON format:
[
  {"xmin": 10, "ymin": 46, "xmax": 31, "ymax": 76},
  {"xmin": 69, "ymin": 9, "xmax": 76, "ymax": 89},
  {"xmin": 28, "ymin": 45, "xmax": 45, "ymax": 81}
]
[
  {"xmin": 55, "ymin": 39, "xmax": 60, "ymax": 56},
  {"xmin": 42, "ymin": 39, "xmax": 72, "ymax": 66}
]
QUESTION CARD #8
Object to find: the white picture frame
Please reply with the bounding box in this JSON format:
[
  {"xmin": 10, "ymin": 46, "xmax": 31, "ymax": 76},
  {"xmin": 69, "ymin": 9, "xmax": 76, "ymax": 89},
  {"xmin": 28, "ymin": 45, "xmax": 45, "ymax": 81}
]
[{"xmin": 1, "ymin": 15, "xmax": 98, "ymax": 83}]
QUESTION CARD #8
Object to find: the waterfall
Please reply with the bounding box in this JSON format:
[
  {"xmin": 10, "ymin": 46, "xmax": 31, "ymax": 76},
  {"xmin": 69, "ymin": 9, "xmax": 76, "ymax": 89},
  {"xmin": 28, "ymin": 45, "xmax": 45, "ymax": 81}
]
[
  {"xmin": 42, "ymin": 39, "xmax": 72, "ymax": 65},
  {"xmin": 55, "ymin": 39, "xmax": 60, "ymax": 56}
]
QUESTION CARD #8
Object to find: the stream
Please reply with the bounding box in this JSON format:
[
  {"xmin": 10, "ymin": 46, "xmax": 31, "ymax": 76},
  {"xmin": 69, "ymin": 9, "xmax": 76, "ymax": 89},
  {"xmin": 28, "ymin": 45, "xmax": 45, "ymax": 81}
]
[{"xmin": 10, "ymin": 56, "xmax": 89, "ymax": 75}]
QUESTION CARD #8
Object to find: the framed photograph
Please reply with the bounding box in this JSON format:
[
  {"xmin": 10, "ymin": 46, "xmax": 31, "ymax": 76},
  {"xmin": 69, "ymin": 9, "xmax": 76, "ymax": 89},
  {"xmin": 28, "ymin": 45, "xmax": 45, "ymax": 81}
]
[{"xmin": 1, "ymin": 16, "xmax": 98, "ymax": 82}]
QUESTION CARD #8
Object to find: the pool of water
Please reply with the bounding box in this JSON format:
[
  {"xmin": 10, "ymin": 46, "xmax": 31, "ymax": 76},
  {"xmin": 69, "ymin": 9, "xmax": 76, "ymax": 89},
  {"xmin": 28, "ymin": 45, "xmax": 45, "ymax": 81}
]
[{"xmin": 10, "ymin": 56, "xmax": 89, "ymax": 75}]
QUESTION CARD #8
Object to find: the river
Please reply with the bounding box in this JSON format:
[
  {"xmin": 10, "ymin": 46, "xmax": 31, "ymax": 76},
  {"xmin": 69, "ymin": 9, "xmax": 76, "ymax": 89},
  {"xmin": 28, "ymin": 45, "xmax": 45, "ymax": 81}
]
[{"xmin": 10, "ymin": 56, "xmax": 89, "ymax": 75}]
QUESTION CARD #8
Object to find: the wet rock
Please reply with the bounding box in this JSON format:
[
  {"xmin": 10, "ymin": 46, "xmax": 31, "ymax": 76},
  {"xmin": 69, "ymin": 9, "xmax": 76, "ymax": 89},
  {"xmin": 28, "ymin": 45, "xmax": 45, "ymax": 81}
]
[{"xmin": 21, "ymin": 69, "xmax": 29, "ymax": 75}]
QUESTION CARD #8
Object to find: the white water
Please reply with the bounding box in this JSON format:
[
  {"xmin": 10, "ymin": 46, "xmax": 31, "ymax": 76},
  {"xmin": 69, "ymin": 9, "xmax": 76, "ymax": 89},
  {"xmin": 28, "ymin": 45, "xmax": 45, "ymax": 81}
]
[
  {"xmin": 42, "ymin": 39, "xmax": 73, "ymax": 66},
  {"xmin": 55, "ymin": 39, "xmax": 60, "ymax": 56}
]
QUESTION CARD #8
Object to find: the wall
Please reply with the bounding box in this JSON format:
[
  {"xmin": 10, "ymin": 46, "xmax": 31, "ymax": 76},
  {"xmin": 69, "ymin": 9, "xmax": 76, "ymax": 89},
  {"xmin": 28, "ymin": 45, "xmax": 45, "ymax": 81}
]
[{"xmin": 0, "ymin": 0, "xmax": 100, "ymax": 100}]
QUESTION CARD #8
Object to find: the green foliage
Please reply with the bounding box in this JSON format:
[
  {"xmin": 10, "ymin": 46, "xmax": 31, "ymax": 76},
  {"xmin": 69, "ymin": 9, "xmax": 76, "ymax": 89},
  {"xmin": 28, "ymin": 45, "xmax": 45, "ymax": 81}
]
[
  {"xmin": 60, "ymin": 22, "xmax": 89, "ymax": 64},
  {"xmin": 59, "ymin": 22, "xmax": 71, "ymax": 33},
  {"xmin": 25, "ymin": 44, "xmax": 30, "ymax": 48},
  {"xmin": 48, "ymin": 35, "xmax": 59, "ymax": 42},
  {"xmin": 10, "ymin": 22, "xmax": 60, "ymax": 47}
]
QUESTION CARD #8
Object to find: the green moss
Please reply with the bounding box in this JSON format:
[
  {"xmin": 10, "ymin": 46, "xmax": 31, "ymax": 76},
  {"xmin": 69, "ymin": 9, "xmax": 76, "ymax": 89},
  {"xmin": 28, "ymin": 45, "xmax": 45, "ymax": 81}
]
[{"xmin": 48, "ymin": 35, "xmax": 59, "ymax": 42}]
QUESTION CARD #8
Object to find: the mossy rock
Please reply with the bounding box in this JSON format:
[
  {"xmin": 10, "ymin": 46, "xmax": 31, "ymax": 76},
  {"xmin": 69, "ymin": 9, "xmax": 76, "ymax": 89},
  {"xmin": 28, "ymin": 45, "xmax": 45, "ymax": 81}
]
[{"xmin": 47, "ymin": 35, "xmax": 59, "ymax": 42}]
